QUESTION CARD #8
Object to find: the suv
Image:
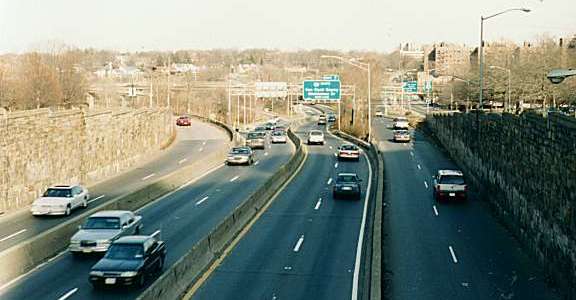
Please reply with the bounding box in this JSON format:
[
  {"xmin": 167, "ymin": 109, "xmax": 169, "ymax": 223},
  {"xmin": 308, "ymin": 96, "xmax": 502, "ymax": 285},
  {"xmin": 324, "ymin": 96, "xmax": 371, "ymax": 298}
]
[
  {"xmin": 433, "ymin": 170, "xmax": 467, "ymax": 201},
  {"xmin": 69, "ymin": 210, "xmax": 143, "ymax": 254},
  {"xmin": 31, "ymin": 185, "xmax": 90, "ymax": 216},
  {"xmin": 333, "ymin": 173, "xmax": 362, "ymax": 199},
  {"xmin": 307, "ymin": 130, "xmax": 325, "ymax": 145},
  {"xmin": 246, "ymin": 132, "xmax": 266, "ymax": 149}
]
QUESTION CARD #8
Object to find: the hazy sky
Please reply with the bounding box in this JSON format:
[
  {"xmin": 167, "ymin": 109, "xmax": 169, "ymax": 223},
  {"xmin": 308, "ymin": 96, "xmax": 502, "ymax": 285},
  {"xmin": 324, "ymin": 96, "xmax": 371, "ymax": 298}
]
[{"xmin": 0, "ymin": 0, "xmax": 574, "ymax": 53}]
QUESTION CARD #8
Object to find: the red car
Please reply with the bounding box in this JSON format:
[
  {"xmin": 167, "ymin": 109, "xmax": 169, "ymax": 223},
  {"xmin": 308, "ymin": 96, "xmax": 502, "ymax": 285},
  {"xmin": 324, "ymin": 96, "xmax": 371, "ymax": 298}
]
[{"xmin": 176, "ymin": 116, "xmax": 191, "ymax": 126}]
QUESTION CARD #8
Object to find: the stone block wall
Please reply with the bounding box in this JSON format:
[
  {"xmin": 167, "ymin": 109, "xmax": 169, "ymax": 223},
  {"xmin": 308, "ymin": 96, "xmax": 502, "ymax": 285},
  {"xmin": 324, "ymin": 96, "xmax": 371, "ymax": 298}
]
[
  {"xmin": 427, "ymin": 111, "xmax": 576, "ymax": 298},
  {"xmin": 0, "ymin": 108, "xmax": 173, "ymax": 213}
]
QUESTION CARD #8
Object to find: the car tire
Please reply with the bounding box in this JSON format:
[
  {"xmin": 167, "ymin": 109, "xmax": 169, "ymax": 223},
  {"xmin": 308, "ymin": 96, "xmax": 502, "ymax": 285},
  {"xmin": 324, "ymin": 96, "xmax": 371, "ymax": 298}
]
[
  {"xmin": 137, "ymin": 274, "xmax": 146, "ymax": 287},
  {"xmin": 135, "ymin": 226, "xmax": 141, "ymax": 235},
  {"xmin": 157, "ymin": 257, "xmax": 165, "ymax": 272},
  {"xmin": 82, "ymin": 200, "xmax": 88, "ymax": 209},
  {"xmin": 65, "ymin": 206, "xmax": 71, "ymax": 216}
]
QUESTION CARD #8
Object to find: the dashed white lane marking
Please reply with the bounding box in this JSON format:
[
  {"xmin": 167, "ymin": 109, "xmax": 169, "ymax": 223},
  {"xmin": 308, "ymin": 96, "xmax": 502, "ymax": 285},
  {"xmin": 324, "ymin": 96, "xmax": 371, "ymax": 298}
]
[
  {"xmin": 314, "ymin": 198, "xmax": 322, "ymax": 210},
  {"xmin": 87, "ymin": 195, "xmax": 105, "ymax": 204},
  {"xmin": 449, "ymin": 246, "xmax": 459, "ymax": 264},
  {"xmin": 334, "ymin": 163, "xmax": 338, "ymax": 168},
  {"xmin": 196, "ymin": 196, "xmax": 209, "ymax": 206},
  {"xmin": 202, "ymin": 140, "xmax": 207, "ymax": 145},
  {"xmin": 293, "ymin": 235, "xmax": 305, "ymax": 252},
  {"xmin": 178, "ymin": 158, "xmax": 188, "ymax": 164},
  {"xmin": 329, "ymin": 146, "xmax": 333, "ymax": 149},
  {"xmin": 269, "ymin": 145, "xmax": 272, "ymax": 149},
  {"xmin": 57, "ymin": 288, "xmax": 78, "ymax": 300},
  {"xmin": 264, "ymin": 152, "xmax": 269, "ymax": 156},
  {"xmin": 141, "ymin": 173, "xmax": 156, "ymax": 181},
  {"xmin": 230, "ymin": 176, "xmax": 240, "ymax": 182},
  {"xmin": 334, "ymin": 153, "xmax": 337, "ymax": 157},
  {"xmin": 0, "ymin": 229, "xmax": 27, "ymax": 243},
  {"xmin": 327, "ymin": 178, "xmax": 333, "ymax": 185},
  {"xmin": 424, "ymin": 181, "xmax": 429, "ymax": 189},
  {"xmin": 254, "ymin": 161, "xmax": 260, "ymax": 166},
  {"xmin": 410, "ymin": 151, "xmax": 414, "ymax": 157},
  {"xmin": 417, "ymin": 164, "xmax": 421, "ymax": 170},
  {"xmin": 433, "ymin": 205, "xmax": 439, "ymax": 216},
  {"xmin": 199, "ymin": 147, "xmax": 204, "ymax": 152}
]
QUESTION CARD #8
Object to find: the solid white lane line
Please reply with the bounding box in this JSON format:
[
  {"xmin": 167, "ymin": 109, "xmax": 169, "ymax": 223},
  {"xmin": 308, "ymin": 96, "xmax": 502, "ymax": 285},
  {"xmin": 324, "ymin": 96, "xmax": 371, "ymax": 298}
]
[
  {"xmin": 141, "ymin": 173, "xmax": 156, "ymax": 181},
  {"xmin": 424, "ymin": 181, "xmax": 429, "ymax": 189},
  {"xmin": 264, "ymin": 152, "xmax": 269, "ymax": 156},
  {"xmin": 334, "ymin": 163, "xmax": 339, "ymax": 168},
  {"xmin": 0, "ymin": 229, "xmax": 27, "ymax": 243},
  {"xmin": 449, "ymin": 246, "xmax": 459, "ymax": 264},
  {"xmin": 230, "ymin": 176, "xmax": 240, "ymax": 182},
  {"xmin": 178, "ymin": 158, "xmax": 188, "ymax": 165},
  {"xmin": 417, "ymin": 164, "xmax": 421, "ymax": 170},
  {"xmin": 202, "ymin": 140, "xmax": 207, "ymax": 145},
  {"xmin": 57, "ymin": 288, "xmax": 78, "ymax": 300},
  {"xmin": 254, "ymin": 161, "xmax": 260, "ymax": 166},
  {"xmin": 314, "ymin": 198, "xmax": 322, "ymax": 210},
  {"xmin": 433, "ymin": 205, "xmax": 439, "ymax": 216},
  {"xmin": 87, "ymin": 195, "xmax": 105, "ymax": 204},
  {"xmin": 196, "ymin": 196, "xmax": 209, "ymax": 206},
  {"xmin": 327, "ymin": 178, "xmax": 332, "ymax": 185},
  {"xmin": 293, "ymin": 235, "xmax": 305, "ymax": 252}
]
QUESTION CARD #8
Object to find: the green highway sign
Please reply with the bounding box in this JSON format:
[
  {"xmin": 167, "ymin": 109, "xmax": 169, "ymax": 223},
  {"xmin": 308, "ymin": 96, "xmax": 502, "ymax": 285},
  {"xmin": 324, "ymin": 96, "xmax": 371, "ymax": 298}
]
[
  {"xmin": 322, "ymin": 74, "xmax": 340, "ymax": 81},
  {"xmin": 303, "ymin": 80, "xmax": 341, "ymax": 101},
  {"xmin": 403, "ymin": 81, "xmax": 418, "ymax": 93}
]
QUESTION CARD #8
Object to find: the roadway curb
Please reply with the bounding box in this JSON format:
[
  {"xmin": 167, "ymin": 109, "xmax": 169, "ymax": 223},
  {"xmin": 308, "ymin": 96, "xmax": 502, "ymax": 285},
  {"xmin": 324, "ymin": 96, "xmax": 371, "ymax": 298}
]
[
  {"xmin": 136, "ymin": 126, "xmax": 307, "ymax": 300},
  {"xmin": 0, "ymin": 122, "xmax": 233, "ymax": 288}
]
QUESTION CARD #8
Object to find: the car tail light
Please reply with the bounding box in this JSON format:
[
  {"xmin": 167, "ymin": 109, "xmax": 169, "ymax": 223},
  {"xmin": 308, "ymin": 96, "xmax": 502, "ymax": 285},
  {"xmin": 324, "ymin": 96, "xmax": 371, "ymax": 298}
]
[{"xmin": 463, "ymin": 185, "xmax": 468, "ymax": 191}]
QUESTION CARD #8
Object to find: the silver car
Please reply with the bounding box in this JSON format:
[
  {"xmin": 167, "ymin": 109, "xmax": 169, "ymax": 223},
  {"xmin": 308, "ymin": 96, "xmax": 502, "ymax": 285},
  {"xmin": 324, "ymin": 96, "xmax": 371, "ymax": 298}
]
[
  {"xmin": 246, "ymin": 131, "xmax": 266, "ymax": 149},
  {"xmin": 69, "ymin": 210, "xmax": 143, "ymax": 255},
  {"xmin": 226, "ymin": 146, "xmax": 254, "ymax": 165}
]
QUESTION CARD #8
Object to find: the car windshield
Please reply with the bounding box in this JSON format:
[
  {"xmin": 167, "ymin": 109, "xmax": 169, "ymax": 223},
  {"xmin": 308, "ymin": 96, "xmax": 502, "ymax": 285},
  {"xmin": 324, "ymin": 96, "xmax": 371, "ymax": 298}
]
[
  {"xmin": 247, "ymin": 133, "xmax": 260, "ymax": 139},
  {"xmin": 232, "ymin": 148, "xmax": 250, "ymax": 154},
  {"xmin": 396, "ymin": 130, "xmax": 409, "ymax": 135},
  {"xmin": 255, "ymin": 127, "xmax": 266, "ymax": 131},
  {"xmin": 83, "ymin": 217, "xmax": 121, "ymax": 230},
  {"xmin": 340, "ymin": 145, "xmax": 357, "ymax": 151},
  {"xmin": 43, "ymin": 188, "xmax": 72, "ymax": 198},
  {"xmin": 105, "ymin": 244, "xmax": 144, "ymax": 260},
  {"xmin": 310, "ymin": 131, "xmax": 322, "ymax": 136},
  {"xmin": 272, "ymin": 131, "xmax": 284, "ymax": 136},
  {"xmin": 337, "ymin": 175, "xmax": 357, "ymax": 183},
  {"xmin": 439, "ymin": 175, "xmax": 465, "ymax": 185}
]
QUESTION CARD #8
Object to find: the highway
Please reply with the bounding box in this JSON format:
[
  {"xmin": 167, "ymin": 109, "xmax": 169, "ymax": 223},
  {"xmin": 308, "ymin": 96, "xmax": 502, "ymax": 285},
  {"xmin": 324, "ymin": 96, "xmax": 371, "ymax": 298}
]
[
  {"xmin": 192, "ymin": 108, "xmax": 372, "ymax": 300},
  {"xmin": 0, "ymin": 118, "xmax": 228, "ymax": 252},
  {"xmin": 372, "ymin": 116, "xmax": 560, "ymax": 300},
  {"xmin": 0, "ymin": 118, "xmax": 296, "ymax": 300}
]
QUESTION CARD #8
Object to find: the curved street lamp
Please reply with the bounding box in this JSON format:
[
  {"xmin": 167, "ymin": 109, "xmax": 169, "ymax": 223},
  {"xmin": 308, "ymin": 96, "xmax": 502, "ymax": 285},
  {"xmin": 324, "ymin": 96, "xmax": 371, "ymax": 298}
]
[{"xmin": 479, "ymin": 8, "xmax": 531, "ymax": 110}]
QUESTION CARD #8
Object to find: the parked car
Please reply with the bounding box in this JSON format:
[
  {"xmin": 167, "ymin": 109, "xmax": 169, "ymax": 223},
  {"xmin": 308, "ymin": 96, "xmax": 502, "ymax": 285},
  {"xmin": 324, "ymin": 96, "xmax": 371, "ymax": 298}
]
[
  {"xmin": 271, "ymin": 130, "xmax": 287, "ymax": 144},
  {"xmin": 393, "ymin": 117, "xmax": 409, "ymax": 130},
  {"xmin": 433, "ymin": 170, "xmax": 467, "ymax": 201},
  {"xmin": 31, "ymin": 185, "xmax": 89, "ymax": 216},
  {"xmin": 393, "ymin": 129, "xmax": 411, "ymax": 143},
  {"xmin": 89, "ymin": 231, "xmax": 166, "ymax": 288},
  {"xmin": 246, "ymin": 131, "xmax": 266, "ymax": 149},
  {"xmin": 176, "ymin": 116, "xmax": 191, "ymax": 126},
  {"xmin": 337, "ymin": 144, "xmax": 360, "ymax": 161},
  {"xmin": 318, "ymin": 114, "xmax": 327, "ymax": 125},
  {"xmin": 226, "ymin": 146, "xmax": 254, "ymax": 165},
  {"xmin": 307, "ymin": 130, "xmax": 325, "ymax": 145},
  {"xmin": 69, "ymin": 210, "xmax": 143, "ymax": 255},
  {"xmin": 333, "ymin": 173, "xmax": 362, "ymax": 199}
]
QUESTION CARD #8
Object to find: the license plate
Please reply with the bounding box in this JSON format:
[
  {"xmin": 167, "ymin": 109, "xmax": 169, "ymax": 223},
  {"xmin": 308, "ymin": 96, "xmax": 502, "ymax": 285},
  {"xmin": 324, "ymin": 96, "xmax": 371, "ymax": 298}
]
[
  {"xmin": 82, "ymin": 249, "xmax": 92, "ymax": 253},
  {"xmin": 342, "ymin": 187, "xmax": 352, "ymax": 190},
  {"xmin": 449, "ymin": 193, "xmax": 456, "ymax": 197},
  {"xmin": 105, "ymin": 278, "xmax": 116, "ymax": 285}
]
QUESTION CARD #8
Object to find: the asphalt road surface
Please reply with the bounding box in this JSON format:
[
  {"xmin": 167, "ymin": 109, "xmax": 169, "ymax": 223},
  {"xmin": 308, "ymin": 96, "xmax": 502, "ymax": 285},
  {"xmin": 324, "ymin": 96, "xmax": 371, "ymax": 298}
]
[
  {"xmin": 0, "ymin": 119, "xmax": 297, "ymax": 300},
  {"xmin": 373, "ymin": 116, "xmax": 560, "ymax": 300},
  {"xmin": 193, "ymin": 111, "xmax": 372, "ymax": 300}
]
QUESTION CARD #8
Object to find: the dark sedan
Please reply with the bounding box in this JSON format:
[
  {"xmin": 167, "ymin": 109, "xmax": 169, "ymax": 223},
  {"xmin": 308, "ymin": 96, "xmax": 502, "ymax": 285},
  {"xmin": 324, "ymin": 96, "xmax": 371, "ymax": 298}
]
[
  {"xmin": 89, "ymin": 232, "xmax": 166, "ymax": 288},
  {"xmin": 333, "ymin": 173, "xmax": 362, "ymax": 199}
]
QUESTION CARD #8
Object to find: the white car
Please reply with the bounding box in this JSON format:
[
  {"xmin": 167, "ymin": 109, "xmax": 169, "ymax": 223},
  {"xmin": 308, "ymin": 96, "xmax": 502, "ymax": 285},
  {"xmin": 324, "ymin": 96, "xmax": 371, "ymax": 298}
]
[
  {"xmin": 433, "ymin": 170, "xmax": 467, "ymax": 201},
  {"xmin": 375, "ymin": 111, "xmax": 384, "ymax": 117},
  {"xmin": 307, "ymin": 130, "xmax": 325, "ymax": 145},
  {"xmin": 393, "ymin": 117, "xmax": 410, "ymax": 129},
  {"xmin": 393, "ymin": 129, "xmax": 411, "ymax": 143},
  {"xmin": 271, "ymin": 131, "xmax": 287, "ymax": 143},
  {"xmin": 337, "ymin": 144, "xmax": 360, "ymax": 161},
  {"xmin": 31, "ymin": 185, "xmax": 90, "ymax": 216}
]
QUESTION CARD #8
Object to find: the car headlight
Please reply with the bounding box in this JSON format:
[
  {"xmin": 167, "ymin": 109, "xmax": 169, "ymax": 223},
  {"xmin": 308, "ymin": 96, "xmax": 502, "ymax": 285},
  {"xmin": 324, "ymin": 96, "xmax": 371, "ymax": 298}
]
[
  {"xmin": 96, "ymin": 240, "xmax": 111, "ymax": 246},
  {"xmin": 90, "ymin": 271, "xmax": 104, "ymax": 277},
  {"xmin": 120, "ymin": 271, "xmax": 138, "ymax": 277}
]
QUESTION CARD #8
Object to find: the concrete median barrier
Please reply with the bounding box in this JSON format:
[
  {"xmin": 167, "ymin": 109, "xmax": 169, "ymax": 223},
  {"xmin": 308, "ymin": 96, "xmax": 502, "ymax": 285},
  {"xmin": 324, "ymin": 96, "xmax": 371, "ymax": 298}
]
[
  {"xmin": 137, "ymin": 127, "xmax": 305, "ymax": 300},
  {"xmin": 0, "ymin": 141, "xmax": 230, "ymax": 287}
]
